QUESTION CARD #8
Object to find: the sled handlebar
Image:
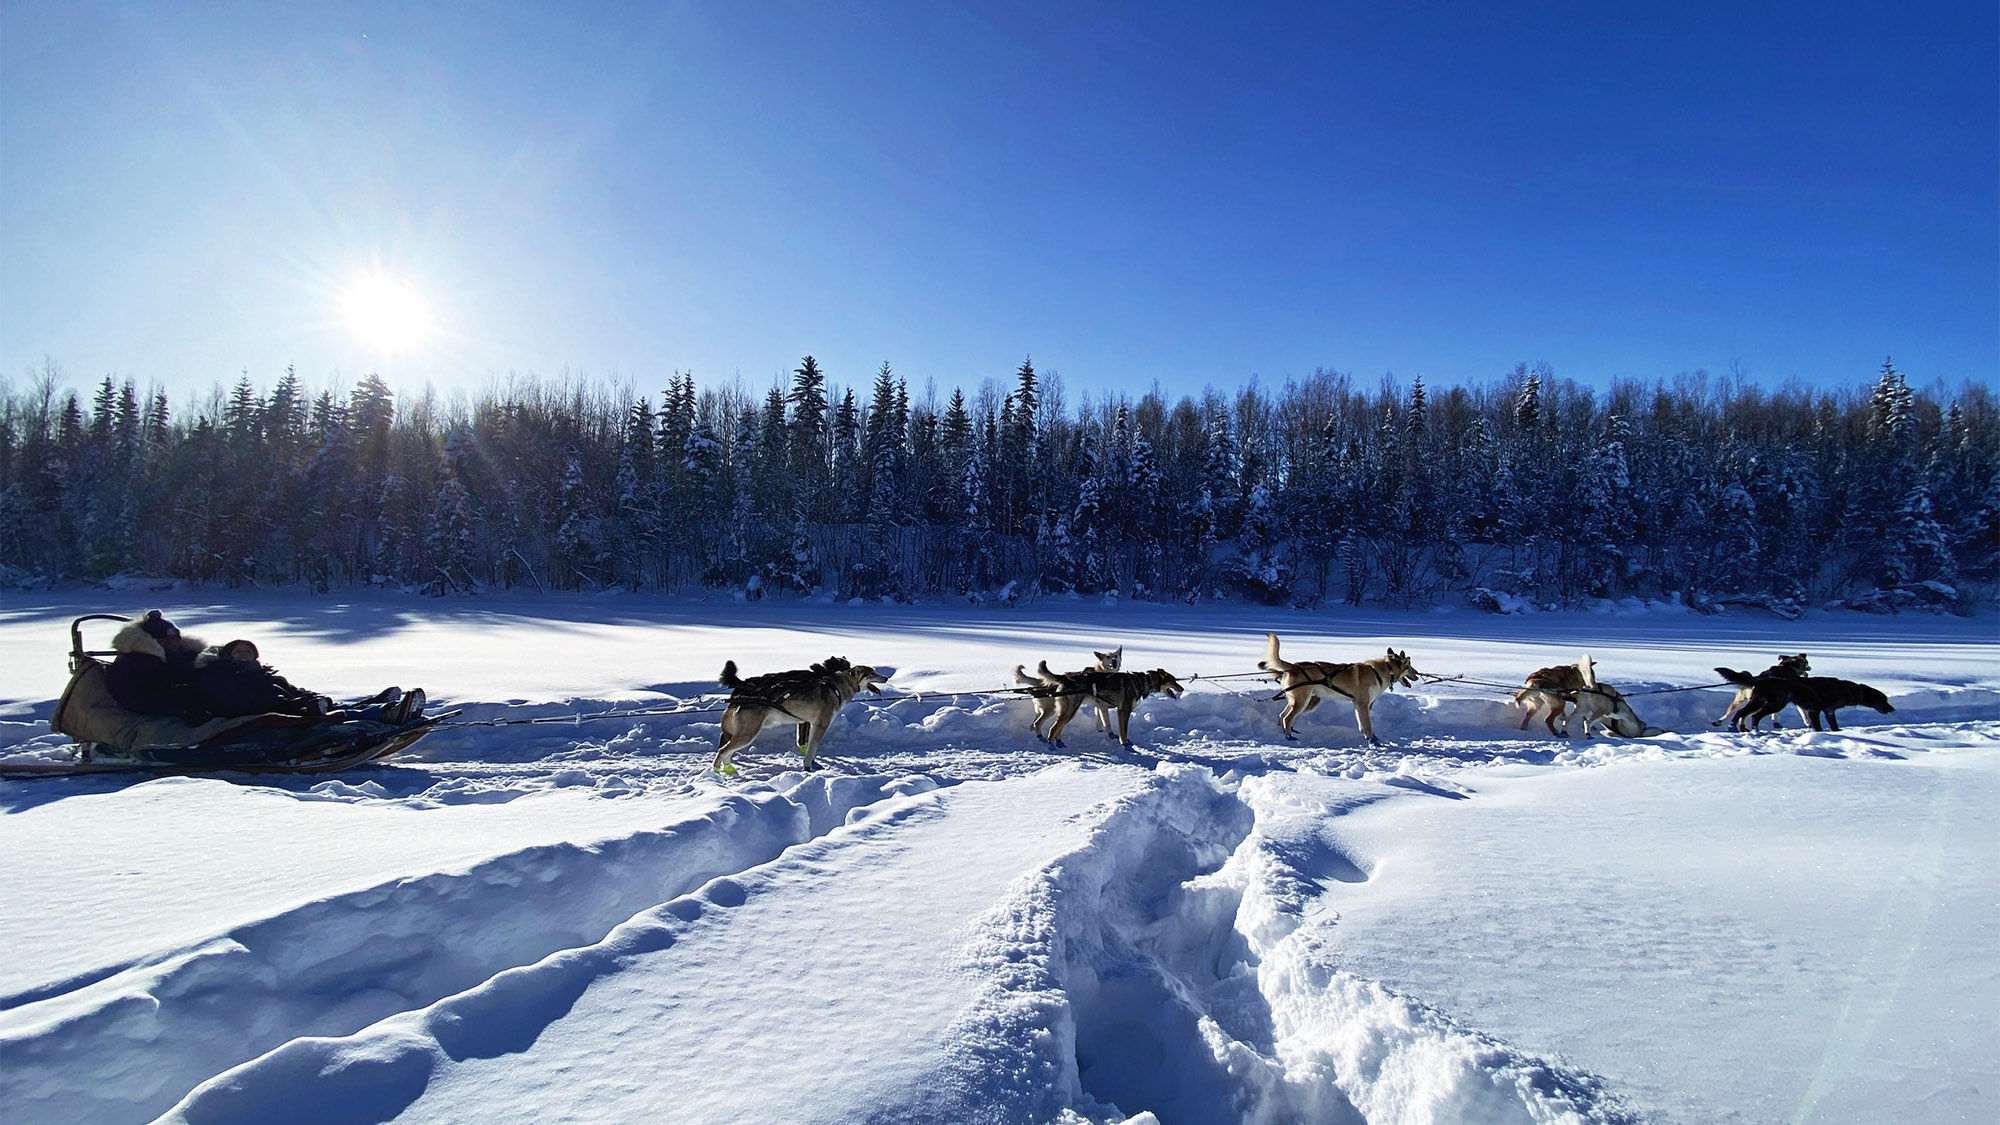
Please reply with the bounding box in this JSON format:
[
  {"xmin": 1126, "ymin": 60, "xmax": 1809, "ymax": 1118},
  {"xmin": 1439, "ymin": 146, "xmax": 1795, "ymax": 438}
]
[{"xmin": 69, "ymin": 614, "xmax": 133, "ymax": 673}]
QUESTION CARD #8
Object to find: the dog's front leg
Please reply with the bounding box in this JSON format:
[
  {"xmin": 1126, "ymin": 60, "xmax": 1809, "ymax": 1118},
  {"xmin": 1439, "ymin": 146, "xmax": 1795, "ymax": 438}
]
[
  {"xmin": 1117, "ymin": 706, "xmax": 1133, "ymax": 748},
  {"xmin": 1356, "ymin": 700, "xmax": 1380, "ymax": 746}
]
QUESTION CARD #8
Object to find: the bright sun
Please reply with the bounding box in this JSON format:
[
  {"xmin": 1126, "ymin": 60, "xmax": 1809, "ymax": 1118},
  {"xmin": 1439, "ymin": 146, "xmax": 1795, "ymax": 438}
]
[{"xmin": 339, "ymin": 272, "xmax": 432, "ymax": 352}]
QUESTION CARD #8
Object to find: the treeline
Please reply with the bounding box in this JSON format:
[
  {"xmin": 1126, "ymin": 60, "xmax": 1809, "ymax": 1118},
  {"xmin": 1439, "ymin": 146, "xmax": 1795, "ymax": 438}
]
[{"xmin": 0, "ymin": 357, "xmax": 1993, "ymax": 610}]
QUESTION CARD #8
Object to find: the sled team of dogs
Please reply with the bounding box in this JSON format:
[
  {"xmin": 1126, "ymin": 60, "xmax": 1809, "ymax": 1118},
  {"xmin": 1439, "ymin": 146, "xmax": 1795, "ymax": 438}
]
[{"xmin": 710, "ymin": 637, "xmax": 1896, "ymax": 772}]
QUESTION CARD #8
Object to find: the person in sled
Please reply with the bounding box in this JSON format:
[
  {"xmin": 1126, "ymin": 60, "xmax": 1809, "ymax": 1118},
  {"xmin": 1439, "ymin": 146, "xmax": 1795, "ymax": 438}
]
[
  {"xmin": 106, "ymin": 611, "xmax": 211, "ymax": 722},
  {"xmin": 112, "ymin": 610, "xmax": 424, "ymax": 725},
  {"xmin": 194, "ymin": 638, "xmax": 426, "ymax": 723},
  {"xmin": 192, "ymin": 640, "xmax": 422, "ymax": 722}
]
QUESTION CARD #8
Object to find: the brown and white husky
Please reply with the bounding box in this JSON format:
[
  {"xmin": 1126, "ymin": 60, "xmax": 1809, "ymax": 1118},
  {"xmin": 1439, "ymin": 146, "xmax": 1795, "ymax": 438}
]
[
  {"xmin": 714, "ymin": 656, "xmax": 887, "ymax": 773},
  {"xmin": 1259, "ymin": 633, "xmax": 1419, "ymax": 744}
]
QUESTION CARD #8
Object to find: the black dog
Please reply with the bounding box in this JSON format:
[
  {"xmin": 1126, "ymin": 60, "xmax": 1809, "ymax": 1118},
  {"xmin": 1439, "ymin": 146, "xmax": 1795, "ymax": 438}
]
[
  {"xmin": 1714, "ymin": 654, "xmax": 1810, "ymax": 729},
  {"xmin": 1733, "ymin": 676, "xmax": 1893, "ymax": 732}
]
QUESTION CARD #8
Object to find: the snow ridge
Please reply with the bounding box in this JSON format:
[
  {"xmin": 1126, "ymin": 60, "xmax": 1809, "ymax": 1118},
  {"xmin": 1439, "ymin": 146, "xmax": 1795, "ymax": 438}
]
[{"xmin": 1, "ymin": 773, "xmax": 934, "ymax": 1125}]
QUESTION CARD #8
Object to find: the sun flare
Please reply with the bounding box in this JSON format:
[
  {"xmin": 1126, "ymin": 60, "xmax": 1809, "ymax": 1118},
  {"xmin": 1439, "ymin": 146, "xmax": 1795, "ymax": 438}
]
[{"xmin": 339, "ymin": 272, "xmax": 433, "ymax": 352}]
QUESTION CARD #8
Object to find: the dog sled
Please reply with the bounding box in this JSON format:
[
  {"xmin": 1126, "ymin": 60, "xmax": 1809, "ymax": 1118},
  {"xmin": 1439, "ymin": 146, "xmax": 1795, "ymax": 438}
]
[{"xmin": 10, "ymin": 614, "xmax": 441, "ymax": 778}]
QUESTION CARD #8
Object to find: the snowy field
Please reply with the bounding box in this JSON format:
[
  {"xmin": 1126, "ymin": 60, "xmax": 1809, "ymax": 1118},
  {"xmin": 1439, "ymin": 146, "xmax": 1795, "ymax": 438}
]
[{"xmin": 0, "ymin": 591, "xmax": 1995, "ymax": 1125}]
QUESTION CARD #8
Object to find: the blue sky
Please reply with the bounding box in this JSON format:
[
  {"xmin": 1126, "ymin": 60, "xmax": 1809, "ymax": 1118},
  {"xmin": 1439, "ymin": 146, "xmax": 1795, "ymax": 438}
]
[{"xmin": 2, "ymin": 1, "xmax": 1993, "ymax": 405}]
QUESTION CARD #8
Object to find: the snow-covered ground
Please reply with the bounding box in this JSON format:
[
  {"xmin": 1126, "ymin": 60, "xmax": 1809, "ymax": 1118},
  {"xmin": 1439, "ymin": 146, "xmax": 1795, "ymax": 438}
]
[{"xmin": 1, "ymin": 591, "xmax": 1994, "ymax": 1124}]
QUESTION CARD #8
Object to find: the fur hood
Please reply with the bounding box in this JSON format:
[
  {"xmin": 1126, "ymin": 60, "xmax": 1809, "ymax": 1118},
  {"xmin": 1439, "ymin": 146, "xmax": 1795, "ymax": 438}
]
[
  {"xmin": 112, "ymin": 620, "xmax": 167, "ymax": 660},
  {"xmin": 112, "ymin": 612, "xmax": 203, "ymax": 661}
]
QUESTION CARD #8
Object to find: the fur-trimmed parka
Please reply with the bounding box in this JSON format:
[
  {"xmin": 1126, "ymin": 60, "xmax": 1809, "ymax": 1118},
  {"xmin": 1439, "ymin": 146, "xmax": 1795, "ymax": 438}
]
[{"xmin": 104, "ymin": 611, "xmax": 208, "ymax": 720}]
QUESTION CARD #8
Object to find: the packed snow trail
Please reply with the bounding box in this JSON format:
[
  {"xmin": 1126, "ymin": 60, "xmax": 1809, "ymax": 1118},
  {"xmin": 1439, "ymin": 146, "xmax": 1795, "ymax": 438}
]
[
  {"xmin": 154, "ymin": 764, "xmax": 1639, "ymax": 1125},
  {"xmin": 0, "ymin": 773, "xmax": 935, "ymax": 1125},
  {"xmin": 157, "ymin": 764, "xmax": 1162, "ymax": 1124}
]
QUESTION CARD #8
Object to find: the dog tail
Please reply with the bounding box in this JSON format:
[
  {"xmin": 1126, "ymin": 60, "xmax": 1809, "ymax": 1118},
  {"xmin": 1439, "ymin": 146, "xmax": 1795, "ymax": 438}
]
[
  {"xmin": 1034, "ymin": 660, "xmax": 1063, "ymax": 687},
  {"xmin": 1259, "ymin": 632, "xmax": 1289, "ymax": 673},
  {"xmin": 1012, "ymin": 664, "xmax": 1038, "ymax": 687},
  {"xmin": 1714, "ymin": 667, "xmax": 1755, "ymax": 685},
  {"xmin": 719, "ymin": 660, "xmax": 743, "ymax": 690},
  {"xmin": 1578, "ymin": 653, "xmax": 1596, "ymax": 690}
]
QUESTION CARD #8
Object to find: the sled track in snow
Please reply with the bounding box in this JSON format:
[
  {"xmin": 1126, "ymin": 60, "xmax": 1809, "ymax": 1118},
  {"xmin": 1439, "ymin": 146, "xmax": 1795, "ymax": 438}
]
[
  {"xmin": 0, "ymin": 774, "xmax": 939, "ymax": 1125},
  {"xmin": 946, "ymin": 767, "xmax": 1638, "ymax": 1124},
  {"xmin": 141, "ymin": 767, "xmax": 1641, "ymax": 1125}
]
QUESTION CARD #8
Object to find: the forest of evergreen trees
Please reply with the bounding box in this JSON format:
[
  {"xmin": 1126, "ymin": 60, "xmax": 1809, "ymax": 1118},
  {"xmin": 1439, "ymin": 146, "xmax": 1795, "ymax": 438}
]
[{"xmin": 0, "ymin": 356, "xmax": 1993, "ymax": 612}]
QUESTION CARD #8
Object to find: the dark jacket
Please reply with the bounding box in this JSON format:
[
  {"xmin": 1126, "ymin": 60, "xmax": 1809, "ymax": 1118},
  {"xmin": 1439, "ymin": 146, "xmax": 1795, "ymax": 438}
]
[
  {"xmin": 105, "ymin": 620, "xmax": 208, "ymax": 721},
  {"xmin": 193, "ymin": 654, "xmax": 316, "ymax": 718}
]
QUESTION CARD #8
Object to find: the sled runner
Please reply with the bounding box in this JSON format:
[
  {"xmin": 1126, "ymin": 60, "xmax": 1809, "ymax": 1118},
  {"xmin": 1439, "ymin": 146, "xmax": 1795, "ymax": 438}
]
[{"xmin": 13, "ymin": 614, "xmax": 441, "ymax": 778}]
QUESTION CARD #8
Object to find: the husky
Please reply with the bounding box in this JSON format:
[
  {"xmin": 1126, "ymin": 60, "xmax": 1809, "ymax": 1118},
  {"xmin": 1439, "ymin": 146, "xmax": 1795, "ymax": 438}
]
[
  {"xmin": 1513, "ymin": 655, "xmax": 1594, "ymax": 736},
  {"xmin": 1028, "ymin": 662, "xmax": 1184, "ymax": 748},
  {"xmin": 1713, "ymin": 654, "xmax": 1811, "ymax": 729},
  {"xmin": 713, "ymin": 656, "xmax": 888, "ymax": 773},
  {"xmin": 1012, "ymin": 646, "xmax": 1122, "ymax": 740},
  {"xmin": 1732, "ymin": 676, "xmax": 1893, "ymax": 733},
  {"xmin": 1259, "ymin": 633, "xmax": 1419, "ymax": 744},
  {"xmin": 1564, "ymin": 681, "xmax": 1659, "ymax": 738},
  {"xmin": 1513, "ymin": 656, "xmax": 1658, "ymax": 739},
  {"xmin": 1512, "ymin": 652, "xmax": 1656, "ymax": 740}
]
